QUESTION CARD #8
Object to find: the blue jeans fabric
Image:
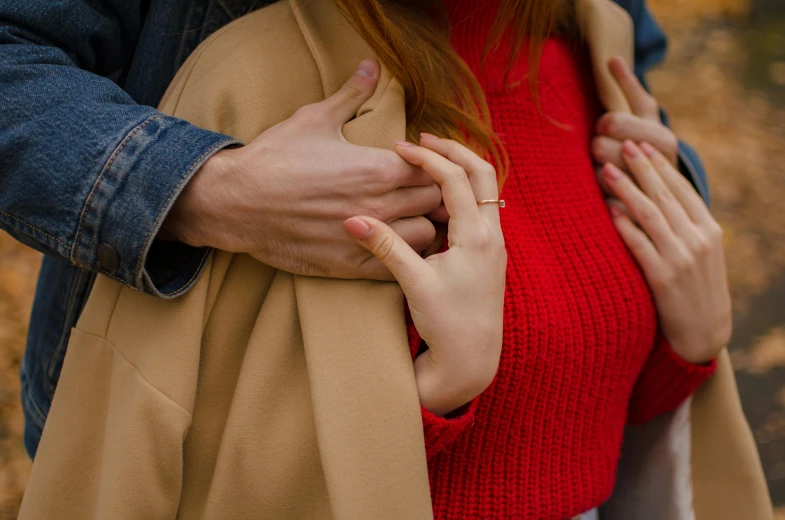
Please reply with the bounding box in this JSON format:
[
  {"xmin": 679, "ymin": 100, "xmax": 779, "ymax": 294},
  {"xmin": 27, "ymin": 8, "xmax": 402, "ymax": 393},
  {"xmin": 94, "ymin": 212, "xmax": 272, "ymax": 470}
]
[{"xmin": 0, "ymin": 0, "xmax": 709, "ymax": 458}]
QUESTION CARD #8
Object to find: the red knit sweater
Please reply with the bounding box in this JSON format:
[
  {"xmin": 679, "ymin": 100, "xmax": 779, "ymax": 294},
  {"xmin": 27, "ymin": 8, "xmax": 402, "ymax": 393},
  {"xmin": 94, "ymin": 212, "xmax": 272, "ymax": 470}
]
[{"xmin": 406, "ymin": 2, "xmax": 717, "ymax": 519}]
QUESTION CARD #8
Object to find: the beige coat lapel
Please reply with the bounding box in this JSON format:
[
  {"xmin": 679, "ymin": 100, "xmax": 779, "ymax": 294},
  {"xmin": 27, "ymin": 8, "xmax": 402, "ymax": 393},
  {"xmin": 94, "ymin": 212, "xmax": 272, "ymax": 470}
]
[
  {"xmin": 289, "ymin": 2, "xmax": 433, "ymax": 516},
  {"xmin": 691, "ymin": 350, "xmax": 773, "ymax": 519}
]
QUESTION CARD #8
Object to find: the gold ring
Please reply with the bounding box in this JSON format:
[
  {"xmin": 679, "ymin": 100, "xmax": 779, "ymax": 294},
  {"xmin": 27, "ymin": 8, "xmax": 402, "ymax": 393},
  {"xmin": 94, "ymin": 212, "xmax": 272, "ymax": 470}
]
[{"xmin": 476, "ymin": 199, "xmax": 505, "ymax": 208}]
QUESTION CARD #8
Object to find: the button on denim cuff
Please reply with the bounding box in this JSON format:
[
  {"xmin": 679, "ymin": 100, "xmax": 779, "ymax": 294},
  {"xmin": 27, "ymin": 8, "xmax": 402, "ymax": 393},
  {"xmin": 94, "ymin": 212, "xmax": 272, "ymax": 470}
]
[{"xmin": 68, "ymin": 113, "xmax": 240, "ymax": 297}]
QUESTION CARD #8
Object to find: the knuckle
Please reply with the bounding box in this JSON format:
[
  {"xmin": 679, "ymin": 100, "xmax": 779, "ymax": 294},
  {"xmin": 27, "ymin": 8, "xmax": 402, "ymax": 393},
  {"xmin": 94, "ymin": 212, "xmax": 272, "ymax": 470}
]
[
  {"xmin": 596, "ymin": 112, "xmax": 612, "ymax": 130},
  {"xmin": 651, "ymin": 187, "xmax": 674, "ymax": 206},
  {"xmin": 474, "ymin": 227, "xmax": 494, "ymax": 248},
  {"xmin": 339, "ymin": 81, "xmax": 365, "ymax": 100},
  {"xmin": 706, "ymin": 221, "xmax": 724, "ymax": 242},
  {"xmin": 415, "ymin": 220, "xmax": 437, "ymax": 247},
  {"xmin": 690, "ymin": 234, "xmax": 712, "ymax": 256},
  {"xmin": 591, "ymin": 137, "xmax": 607, "ymax": 160},
  {"xmin": 636, "ymin": 203, "xmax": 658, "ymax": 224},
  {"xmin": 647, "ymin": 271, "xmax": 668, "ymax": 291},
  {"xmin": 372, "ymin": 232, "xmax": 396, "ymax": 261},
  {"xmin": 426, "ymin": 183, "xmax": 443, "ymax": 203},
  {"xmin": 660, "ymin": 264, "xmax": 684, "ymax": 286},
  {"xmin": 477, "ymin": 227, "xmax": 506, "ymax": 262},
  {"xmin": 479, "ymin": 161, "xmax": 497, "ymax": 179},
  {"xmin": 605, "ymin": 114, "xmax": 623, "ymax": 135},
  {"xmin": 369, "ymin": 154, "xmax": 400, "ymax": 188},
  {"xmin": 649, "ymin": 268, "xmax": 673, "ymax": 290},
  {"xmin": 420, "ymin": 185, "xmax": 443, "ymax": 211},
  {"xmin": 294, "ymin": 103, "xmax": 324, "ymax": 124},
  {"xmin": 359, "ymin": 197, "xmax": 385, "ymax": 219},
  {"xmin": 375, "ymin": 169, "xmax": 397, "ymax": 191},
  {"xmin": 643, "ymin": 94, "xmax": 659, "ymax": 114},
  {"xmin": 674, "ymin": 176, "xmax": 696, "ymax": 198},
  {"xmin": 672, "ymin": 250, "xmax": 696, "ymax": 274},
  {"xmin": 295, "ymin": 103, "xmax": 318, "ymax": 118}
]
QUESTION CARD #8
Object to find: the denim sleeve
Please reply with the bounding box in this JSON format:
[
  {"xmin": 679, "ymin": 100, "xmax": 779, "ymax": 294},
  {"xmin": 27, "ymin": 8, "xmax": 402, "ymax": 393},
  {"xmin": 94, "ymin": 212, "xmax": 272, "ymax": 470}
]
[
  {"xmin": 624, "ymin": 0, "xmax": 711, "ymax": 206},
  {"xmin": 0, "ymin": 1, "xmax": 240, "ymax": 298}
]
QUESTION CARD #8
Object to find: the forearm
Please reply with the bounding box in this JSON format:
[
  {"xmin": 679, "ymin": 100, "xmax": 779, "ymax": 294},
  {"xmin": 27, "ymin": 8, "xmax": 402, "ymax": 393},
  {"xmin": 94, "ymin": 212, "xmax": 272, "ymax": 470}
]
[{"xmin": 0, "ymin": 16, "xmax": 238, "ymax": 296}]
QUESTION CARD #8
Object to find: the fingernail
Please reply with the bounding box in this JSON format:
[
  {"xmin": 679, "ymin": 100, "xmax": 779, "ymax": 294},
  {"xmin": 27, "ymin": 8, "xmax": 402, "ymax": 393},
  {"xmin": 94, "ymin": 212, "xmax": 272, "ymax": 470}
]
[
  {"xmin": 345, "ymin": 217, "xmax": 372, "ymax": 240},
  {"xmin": 603, "ymin": 163, "xmax": 620, "ymax": 181},
  {"xmin": 640, "ymin": 142, "xmax": 656, "ymax": 157},
  {"xmin": 420, "ymin": 132, "xmax": 439, "ymax": 141},
  {"xmin": 609, "ymin": 205, "xmax": 623, "ymax": 218},
  {"xmin": 355, "ymin": 59, "xmax": 376, "ymax": 78},
  {"xmin": 394, "ymin": 139, "xmax": 412, "ymax": 147},
  {"xmin": 622, "ymin": 140, "xmax": 639, "ymax": 157}
]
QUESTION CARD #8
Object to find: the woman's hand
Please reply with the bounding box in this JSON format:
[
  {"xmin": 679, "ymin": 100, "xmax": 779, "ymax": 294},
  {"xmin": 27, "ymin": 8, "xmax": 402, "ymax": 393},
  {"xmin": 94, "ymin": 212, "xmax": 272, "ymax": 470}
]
[
  {"xmin": 604, "ymin": 140, "xmax": 731, "ymax": 365},
  {"xmin": 343, "ymin": 134, "xmax": 507, "ymax": 416}
]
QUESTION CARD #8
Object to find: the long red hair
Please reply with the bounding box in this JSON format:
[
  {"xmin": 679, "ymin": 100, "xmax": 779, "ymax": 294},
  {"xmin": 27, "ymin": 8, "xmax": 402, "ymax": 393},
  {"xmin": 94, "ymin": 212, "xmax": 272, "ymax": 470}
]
[{"xmin": 335, "ymin": 0, "xmax": 575, "ymax": 187}]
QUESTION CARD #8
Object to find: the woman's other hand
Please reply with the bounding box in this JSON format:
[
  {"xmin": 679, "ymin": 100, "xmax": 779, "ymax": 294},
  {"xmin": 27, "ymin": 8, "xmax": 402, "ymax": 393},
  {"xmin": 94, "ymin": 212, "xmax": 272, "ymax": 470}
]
[
  {"xmin": 344, "ymin": 135, "xmax": 507, "ymax": 416},
  {"xmin": 603, "ymin": 140, "xmax": 731, "ymax": 365},
  {"xmin": 592, "ymin": 56, "xmax": 679, "ymax": 195}
]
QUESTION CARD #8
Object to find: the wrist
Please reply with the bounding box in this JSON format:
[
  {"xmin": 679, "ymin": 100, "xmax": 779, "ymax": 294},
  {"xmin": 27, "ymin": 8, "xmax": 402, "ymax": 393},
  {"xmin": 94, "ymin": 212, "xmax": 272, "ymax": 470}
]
[
  {"xmin": 160, "ymin": 149, "xmax": 235, "ymax": 248},
  {"xmin": 414, "ymin": 350, "xmax": 494, "ymax": 416},
  {"xmin": 666, "ymin": 338, "xmax": 720, "ymax": 366}
]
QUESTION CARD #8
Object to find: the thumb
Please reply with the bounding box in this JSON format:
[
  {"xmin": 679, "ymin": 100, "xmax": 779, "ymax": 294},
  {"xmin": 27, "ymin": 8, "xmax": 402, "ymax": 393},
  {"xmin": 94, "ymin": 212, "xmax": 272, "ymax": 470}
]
[
  {"xmin": 320, "ymin": 59, "xmax": 379, "ymax": 126},
  {"xmin": 344, "ymin": 216, "xmax": 428, "ymax": 287}
]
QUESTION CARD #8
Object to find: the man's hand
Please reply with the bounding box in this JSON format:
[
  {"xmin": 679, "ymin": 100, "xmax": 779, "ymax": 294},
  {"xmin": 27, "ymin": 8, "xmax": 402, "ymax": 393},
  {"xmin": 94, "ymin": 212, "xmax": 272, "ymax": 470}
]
[
  {"xmin": 592, "ymin": 56, "xmax": 679, "ymax": 194},
  {"xmin": 161, "ymin": 59, "xmax": 441, "ymax": 280}
]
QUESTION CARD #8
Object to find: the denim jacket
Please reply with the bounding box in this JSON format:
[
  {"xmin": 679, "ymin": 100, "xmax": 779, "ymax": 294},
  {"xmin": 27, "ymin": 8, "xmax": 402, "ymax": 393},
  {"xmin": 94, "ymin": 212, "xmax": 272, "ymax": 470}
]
[{"xmin": 0, "ymin": 0, "xmax": 709, "ymax": 458}]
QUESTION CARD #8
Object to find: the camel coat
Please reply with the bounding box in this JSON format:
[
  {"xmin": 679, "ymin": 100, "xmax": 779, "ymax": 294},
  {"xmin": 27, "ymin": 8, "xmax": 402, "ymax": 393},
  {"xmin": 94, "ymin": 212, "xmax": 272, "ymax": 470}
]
[{"xmin": 19, "ymin": 0, "xmax": 772, "ymax": 519}]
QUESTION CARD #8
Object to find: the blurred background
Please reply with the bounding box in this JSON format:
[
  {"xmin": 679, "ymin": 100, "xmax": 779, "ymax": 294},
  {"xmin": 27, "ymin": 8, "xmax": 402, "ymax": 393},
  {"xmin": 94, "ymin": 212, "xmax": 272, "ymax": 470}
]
[{"xmin": 0, "ymin": 0, "xmax": 784, "ymax": 517}]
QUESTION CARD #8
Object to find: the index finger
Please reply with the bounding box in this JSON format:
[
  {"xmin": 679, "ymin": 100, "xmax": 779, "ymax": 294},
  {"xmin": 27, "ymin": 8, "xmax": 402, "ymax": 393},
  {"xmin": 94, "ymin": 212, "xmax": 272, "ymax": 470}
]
[
  {"xmin": 608, "ymin": 56, "xmax": 660, "ymax": 121},
  {"xmin": 393, "ymin": 140, "xmax": 482, "ymax": 234},
  {"xmin": 418, "ymin": 134, "xmax": 501, "ymax": 227}
]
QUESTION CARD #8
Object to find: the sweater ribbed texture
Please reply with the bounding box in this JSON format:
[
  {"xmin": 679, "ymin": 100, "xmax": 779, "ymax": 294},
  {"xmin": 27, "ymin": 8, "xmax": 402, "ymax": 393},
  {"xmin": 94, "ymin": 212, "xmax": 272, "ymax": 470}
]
[{"xmin": 407, "ymin": 2, "xmax": 716, "ymax": 518}]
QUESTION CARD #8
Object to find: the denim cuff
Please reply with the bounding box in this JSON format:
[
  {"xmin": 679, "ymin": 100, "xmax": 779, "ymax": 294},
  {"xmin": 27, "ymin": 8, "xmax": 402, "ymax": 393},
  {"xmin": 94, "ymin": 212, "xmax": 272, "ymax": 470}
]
[{"xmin": 69, "ymin": 113, "xmax": 240, "ymax": 298}]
